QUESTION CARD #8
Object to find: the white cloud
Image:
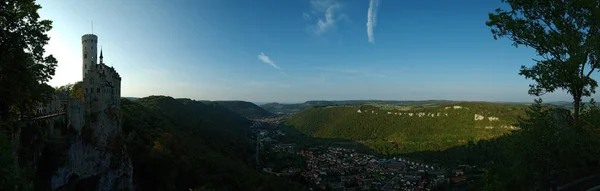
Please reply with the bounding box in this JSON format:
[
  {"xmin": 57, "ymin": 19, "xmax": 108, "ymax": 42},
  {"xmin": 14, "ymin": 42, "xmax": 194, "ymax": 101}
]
[
  {"xmin": 367, "ymin": 0, "xmax": 380, "ymax": 43},
  {"xmin": 303, "ymin": 12, "xmax": 311, "ymax": 20},
  {"xmin": 258, "ymin": 52, "xmax": 281, "ymax": 70},
  {"xmin": 306, "ymin": 0, "xmax": 345, "ymax": 35}
]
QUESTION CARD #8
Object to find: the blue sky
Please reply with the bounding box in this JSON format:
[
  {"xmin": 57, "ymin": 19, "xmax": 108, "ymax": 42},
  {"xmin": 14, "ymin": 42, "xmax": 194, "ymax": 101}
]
[{"xmin": 37, "ymin": 0, "xmax": 596, "ymax": 103}]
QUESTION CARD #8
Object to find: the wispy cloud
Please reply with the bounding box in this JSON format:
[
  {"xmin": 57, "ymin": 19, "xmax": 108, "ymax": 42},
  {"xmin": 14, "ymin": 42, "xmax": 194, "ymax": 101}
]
[
  {"xmin": 367, "ymin": 0, "xmax": 380, "ymax": 43},
  {"xmin": 258, "ymin": 52, "xmax": 281, "ymax": 70},
  {"xmin": 303, "ymin": 12, "xmax": 311, "ymax": 20},
  {"xmin": 304, "ymin": 0, "xmax": 346, "ymax": 35}
]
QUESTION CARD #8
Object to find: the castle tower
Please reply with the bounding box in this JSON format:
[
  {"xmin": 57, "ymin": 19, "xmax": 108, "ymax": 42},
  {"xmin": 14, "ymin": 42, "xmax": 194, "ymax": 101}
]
[{"xmin": 82, "ymin": 34, "xmax": 98, "ymax": 79}]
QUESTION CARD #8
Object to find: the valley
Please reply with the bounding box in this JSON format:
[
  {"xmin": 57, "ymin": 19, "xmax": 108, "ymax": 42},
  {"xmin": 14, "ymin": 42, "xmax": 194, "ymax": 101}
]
[
  {"xmin": 238, "ymin": 101, "xmax": 528, "ymax": 190},
  {"xmin": 248, "ymin": 100, "xmax": 600, "ymax": 190},
  {"xmin": 3, "ymin": 1, "xmax": 600, "ymax": 190},
  {"xmin": 252, "ymin": 114, "xmax": 482, "ymax": 190}
]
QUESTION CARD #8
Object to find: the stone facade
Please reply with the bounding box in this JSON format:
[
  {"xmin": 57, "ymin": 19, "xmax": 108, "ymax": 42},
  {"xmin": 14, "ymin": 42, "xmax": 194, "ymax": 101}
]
[{"xmin": 82, "ymin": 34, "xmax": 121, "ymax": 115}]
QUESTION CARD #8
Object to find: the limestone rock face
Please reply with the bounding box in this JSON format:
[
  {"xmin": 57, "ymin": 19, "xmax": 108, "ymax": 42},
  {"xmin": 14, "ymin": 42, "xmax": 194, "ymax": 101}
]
[{"xmin": 51, "ymin": 100, "xmax": 133, "ymax": 191}]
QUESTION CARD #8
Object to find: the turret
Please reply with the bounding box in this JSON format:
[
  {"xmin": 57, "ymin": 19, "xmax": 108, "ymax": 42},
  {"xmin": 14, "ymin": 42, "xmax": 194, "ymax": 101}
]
[
  {"xmin": 81, "ymin": 34, "xmax": 98, "ymax": 79},
  {"xmin": 99, "ymin": 48, "xmax": 104, "ymax": 64}
]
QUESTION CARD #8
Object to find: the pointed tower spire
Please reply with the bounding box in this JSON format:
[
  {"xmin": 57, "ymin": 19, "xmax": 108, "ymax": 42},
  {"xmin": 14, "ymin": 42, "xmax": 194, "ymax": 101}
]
[{"xmin": 99, "ymin": 47, "xmax": 104, "ymax": 64}]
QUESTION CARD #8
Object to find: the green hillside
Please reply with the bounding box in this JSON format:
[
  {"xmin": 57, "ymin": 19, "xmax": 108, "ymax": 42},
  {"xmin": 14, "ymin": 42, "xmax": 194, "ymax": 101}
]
[
  {"xmin": 286, "ymin": 102, "xmax": 528, "ymax": 155},
  {"xmin": 121, "ymin": 96, "xmax": 301, "ymax": 190},
  {"xmin": 261, "ymin": 101, "xmax": 336, "ymax": 114},
  {"xmin": 213, "ymin": 101, "xmax": 273, "ymax": 118},
  {"xmin": 261, "ymin": 100, "xmax": 463, "ymax": 114}
]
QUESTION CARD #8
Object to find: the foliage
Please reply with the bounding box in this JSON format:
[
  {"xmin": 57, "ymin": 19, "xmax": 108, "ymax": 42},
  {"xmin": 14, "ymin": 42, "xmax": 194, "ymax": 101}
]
[
  {"xmin": 581, "ymin": 98, "xmax": 600, "ymax": 129},
  {"xmin": 285, "ymin": 102, "xmax": 526, "ymax": 155},
  {"xmin": 481, "ymin": 99, "xmax": 600, "ymax": 190},
  {"xmin": 71, "ymin": 81, "xmax": 83, "ymax": 99},
  {"xmin": 54, "ymin": 81, "xmax": 83, "ymax": 99},
  {"xmin": 0, "ymin": 1, "xmax": 55, "ymax": 190},
  {"xmin": 402, "ymin": 100, "xmax": 600, "ymax": 190},
  {"xmin": 213, "ymin": 101, "xmax": 273, "ymax": 118},
  {"xmin": 261, "ymin": 100, "xmax": 460, "ymax": 114},
  {"xmin": 0, "ymin": 131, "xmax": 32, "ymax": 191},
  {"xmin": 486, "ymin": 0, "xmax": 600, "ymax": 123},
  {"xmin": 0, "ymin": 0, "xmax": 57, "ymax": 122},
  {"xmin": 120, "ymin": 96, "xmax": 302, "ymax": 191}
]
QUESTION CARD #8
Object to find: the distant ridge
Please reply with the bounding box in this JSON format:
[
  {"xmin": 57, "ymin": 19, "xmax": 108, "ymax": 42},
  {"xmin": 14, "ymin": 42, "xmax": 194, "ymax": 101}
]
[
  {"xmin": 260, "ymin": 99, "xmax": 581, "ymax": 114},
  {"xmin": 212, "ymin": 100, "xmax": 273, "ymax": 118},
  {"xmin": 123, "ymin": 97, "xmax": 139, "ymax": 100}
]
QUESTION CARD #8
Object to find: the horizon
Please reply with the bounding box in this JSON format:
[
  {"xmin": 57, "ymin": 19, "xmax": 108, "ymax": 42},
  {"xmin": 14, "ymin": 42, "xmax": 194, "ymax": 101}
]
[
  {"xmin": 38, "ymin": 0, "xmax": 599, "ymax": 103},
  {"xmin": 124, "ymin": 96, "xmax": 575, "ymax": 105}
]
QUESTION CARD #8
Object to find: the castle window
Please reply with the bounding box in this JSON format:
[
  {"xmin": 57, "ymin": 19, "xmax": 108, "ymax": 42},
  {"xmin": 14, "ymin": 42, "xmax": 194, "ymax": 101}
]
[
  {"xmin": 97, "ymin": 88, "xmax": 100, "ymax": 93},
  {"xmin": 84, "ymin": 53, "xmax": 88, "ymax": 59}
]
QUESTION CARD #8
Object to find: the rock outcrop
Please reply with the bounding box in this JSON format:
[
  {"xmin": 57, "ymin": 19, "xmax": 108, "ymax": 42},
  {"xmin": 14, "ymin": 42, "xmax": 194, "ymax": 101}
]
[{"xmin": 50, "ymin": 98, "xmax": 133, "ymax": 191}]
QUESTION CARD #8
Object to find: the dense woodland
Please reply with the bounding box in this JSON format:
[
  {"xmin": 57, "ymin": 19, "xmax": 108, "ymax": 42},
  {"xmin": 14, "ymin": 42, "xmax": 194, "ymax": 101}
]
[
  {"xmin": 286, "ymin": 102, "xmax": 527, "ymax": 155},
  {"xmin": 212, "ymin": 101, "xmax": 273, "ymax": 118},
  {"xmin": 261, "ymin": 100, "xmax": 462, "ymax": 114},
  {"xmin": 120, "ymin": 96, "xmax": 302, "ymax": 190}
]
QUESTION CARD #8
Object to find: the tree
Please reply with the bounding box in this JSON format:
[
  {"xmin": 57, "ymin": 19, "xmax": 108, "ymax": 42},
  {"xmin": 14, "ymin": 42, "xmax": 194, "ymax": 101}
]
[
  {"xmin": 0, "ymin": 0, "xmax": 57, "ymax": 123},
  {"xmin": 70, "ymin": 81, "xmax": 83, "ymax": 99},
  {"xmin": 486, "ymin": 0, "xmax": 600, "ymax": 124}
]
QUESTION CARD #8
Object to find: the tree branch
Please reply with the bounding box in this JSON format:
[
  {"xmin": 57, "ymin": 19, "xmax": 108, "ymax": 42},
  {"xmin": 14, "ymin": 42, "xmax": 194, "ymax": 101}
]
[
  {"xmin": 586, "ymin": 62, "xmax": 596, "ymax": 79},
  {"xmin": 540, "ymin": 15, "xmax": 562, "ymax": 38}
]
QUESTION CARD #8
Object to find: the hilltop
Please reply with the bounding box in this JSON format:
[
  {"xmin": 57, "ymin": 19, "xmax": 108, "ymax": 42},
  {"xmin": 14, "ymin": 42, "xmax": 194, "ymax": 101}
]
[
  {"xmin": 261, "ymin": 101, "xmax": 336, "ymax": 114},
  {"xmin": 261, "ymin": 100, "xmax": 462, "ymax": 114},
  {"xmin": 213, "ymin": 101, "xmax": 273, "ymax": 118},
  {"xmin": 285, "ymin": 102, "xmax": 528, "ymax": 155}
]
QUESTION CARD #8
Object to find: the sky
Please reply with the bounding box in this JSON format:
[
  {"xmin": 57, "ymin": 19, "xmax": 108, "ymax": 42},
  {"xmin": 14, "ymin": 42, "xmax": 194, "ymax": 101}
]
[{"xmin": 37, "ymin": 0, "xmax": 598, "ymax": 103}]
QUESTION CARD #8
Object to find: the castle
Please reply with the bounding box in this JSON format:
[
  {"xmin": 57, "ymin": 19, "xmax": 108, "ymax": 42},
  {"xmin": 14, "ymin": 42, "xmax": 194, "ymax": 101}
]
[
  {"xmin": 81, "ymin": 34, "xmax": 121, "ymax": 114},
  {"xmin": 36, "ymin": 34, "xmax": 121, "ymax": 116}
]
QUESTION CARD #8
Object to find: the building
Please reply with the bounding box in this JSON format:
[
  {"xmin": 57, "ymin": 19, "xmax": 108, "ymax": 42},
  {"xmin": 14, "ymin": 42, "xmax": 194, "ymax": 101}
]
[
  {"xmin": 81, "ymin": 34, "xmax": 121, "ymax": 114},
  {"xmin": 35, "ymin": 33, "xmax": 121, "ymax": 118}
]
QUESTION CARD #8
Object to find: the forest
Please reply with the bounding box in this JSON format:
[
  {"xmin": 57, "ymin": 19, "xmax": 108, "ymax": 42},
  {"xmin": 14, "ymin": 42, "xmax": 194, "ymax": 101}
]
[
  {"xmin": 212, "ymin": 101, "xmax": 273, "ymax": 118},
  {"xmin": 286, "ymin": 102, "xmax": 527, "ymax": 155},
  {"xmin": 120, "ymin": 96, "xmax": 302, "ymax": 190}
]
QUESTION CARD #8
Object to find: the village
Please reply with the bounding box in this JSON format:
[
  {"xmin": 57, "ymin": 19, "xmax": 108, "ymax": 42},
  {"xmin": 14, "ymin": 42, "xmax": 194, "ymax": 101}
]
[{"xmin": 251, "ymin": 115, "xmax": 477, "ymax": 191}]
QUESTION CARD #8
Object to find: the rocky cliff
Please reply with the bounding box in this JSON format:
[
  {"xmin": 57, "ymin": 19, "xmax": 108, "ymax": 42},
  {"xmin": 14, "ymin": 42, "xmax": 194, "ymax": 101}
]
[{"xmin": 50, "ymin": 99, "xmax": 133, "ymax": 191}]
